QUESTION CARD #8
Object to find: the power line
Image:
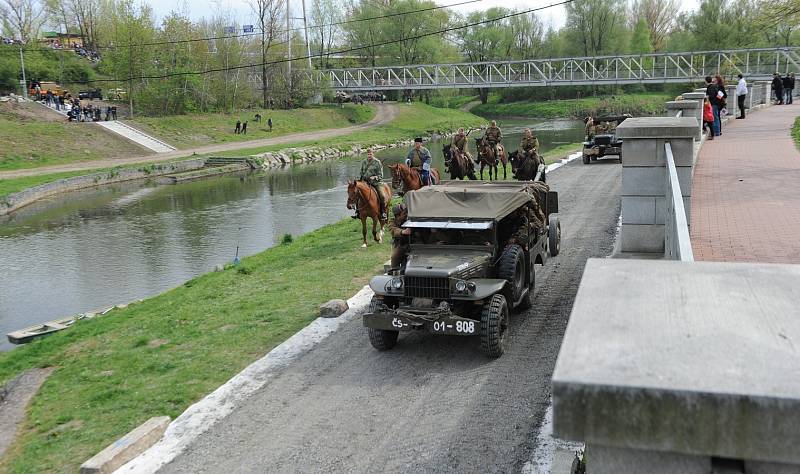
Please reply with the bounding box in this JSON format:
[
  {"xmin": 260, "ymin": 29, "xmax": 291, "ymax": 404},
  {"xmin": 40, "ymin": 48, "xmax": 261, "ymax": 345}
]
[
  {"xmin": 0, "ymin": 0, "xmax": 485, "ymax": 53},
  {"xmin": 71, "ymin": 0, "xmax": 574, "ymax": 84}
]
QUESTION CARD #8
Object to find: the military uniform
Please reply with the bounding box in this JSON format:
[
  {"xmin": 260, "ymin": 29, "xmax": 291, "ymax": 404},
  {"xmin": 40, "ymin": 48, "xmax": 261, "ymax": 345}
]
[
  {"xmin": 519, "ymin": 135, "xmax": 539, "ymax": 154},
  {"xmin": 406, "ymin": 146, "xmax": 433, "ymax": 185},
  {"xmin": 359, "ymin": 157, "xmax": 387, "ymax": 218},
  {"xmin": 452, "ymin": 132, "xmax": 472, "ymax": 160},
  {"xmin": 485, "ymin": 125, "xmax": 502, "ymax": 156},
  {"xmin": 387, "ymin": 208, "xmax": 409, "ymax": 270}
]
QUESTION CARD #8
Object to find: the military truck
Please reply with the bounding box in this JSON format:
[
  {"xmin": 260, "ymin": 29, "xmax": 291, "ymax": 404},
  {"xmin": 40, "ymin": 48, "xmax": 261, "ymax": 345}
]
[
  {"xmin": 582, "ymin": 114, "xmax": 631, "ymax": 164},
  {"xmin": 363, "ymin": 177, "xmax": 561, "ymax": 358}
]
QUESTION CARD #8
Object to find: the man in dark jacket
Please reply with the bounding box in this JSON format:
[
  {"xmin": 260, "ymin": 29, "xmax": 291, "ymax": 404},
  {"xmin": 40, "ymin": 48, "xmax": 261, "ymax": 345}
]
[
  {"xmin": 772, "ymin": 73, "xmax": 784, "ymax": 105},
  {"xmin": 784, "ymin": 73, "xmax": 794, "ymax": 104}
]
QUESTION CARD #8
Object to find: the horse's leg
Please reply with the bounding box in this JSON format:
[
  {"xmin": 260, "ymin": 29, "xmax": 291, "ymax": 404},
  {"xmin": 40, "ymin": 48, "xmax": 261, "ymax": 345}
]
[
  {"xmin": 480, "ymin": 162, "xmax": 484, "ymax": 180},
  {"xmin": 503, "ymin": 161, "xmax": 507, "ymax": 180},
  {"xmin": 372, "ymin": 216, "xmax": 381, "ymax": 243},
  {"xmin": 360, "ymin": 217, "xmax": 368, "ymax": 248}
]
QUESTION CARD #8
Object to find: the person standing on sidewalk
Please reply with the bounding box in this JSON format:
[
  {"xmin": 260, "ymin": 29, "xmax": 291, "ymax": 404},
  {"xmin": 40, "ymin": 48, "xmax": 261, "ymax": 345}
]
[
  {"xmin": 703, "ymin": 98, "xmax": 715, "ymax": 140},
  {"xmin": 785, "ymin": 73, "xmax": 795, "ymax": 104},
  {"xmin": 736, "ymin": 74, "xmax": 747, "ymax": 119},
  {"xmin": 772, "ymin": 73, "xmax": 784, "ymax": 105},
  {"xmin": 705, "ymin": 76, "xmax": 723, "ymax": 137}
]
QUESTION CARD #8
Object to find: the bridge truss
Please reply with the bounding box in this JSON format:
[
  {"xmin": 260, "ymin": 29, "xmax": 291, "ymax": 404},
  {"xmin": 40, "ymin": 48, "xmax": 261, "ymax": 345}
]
[{"xmin": 309, "ymin": 47, "xmax": 800, "ymax": 91}]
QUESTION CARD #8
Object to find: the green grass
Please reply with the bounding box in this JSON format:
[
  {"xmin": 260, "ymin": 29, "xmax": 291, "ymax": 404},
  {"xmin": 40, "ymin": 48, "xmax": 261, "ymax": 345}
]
[
  {"xmin": 472, "ymin": 93, "xmax": 672, "ymax": 119},
  {"xmin": 427, "ymin": 95, "xmax": 478, "ymax": 110},
  {"xmin": 793, "ymin": 116, "xmax": 800, "ymax": 150},
  {"xmin": 0, "ymin": 171, "xmax": 91, "ymax": 199},
  {"xmin": 0, "ymin": 103, "xmax": 146, "ymax": 172},
  {"xmin": 130, "ymin": 104, "xmax": 375, "ymax": 149},
  {"xmin": 211, "ymin": 102, "xmax": 486, "ymax": 158},
  {"xmin": 541, "ymin": 142, "xmax": 583, "ymax": 163},
  {"xmin": 0, "ymin": 219, "xmax": 389, "ymax": 473}
]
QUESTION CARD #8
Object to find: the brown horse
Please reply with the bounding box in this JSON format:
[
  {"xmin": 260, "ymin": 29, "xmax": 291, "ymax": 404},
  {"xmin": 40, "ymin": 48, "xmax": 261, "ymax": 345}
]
[
  {"xmin": 388, "ymin": 163, "xmax": 441, "ymax": 193},
  {"xmin": 475, "ymin": 137, "xmax": 508, "ymax": 180},
  {"xmin": 346, "ymin": 180, "xmax": 389, "ymax": 247}
]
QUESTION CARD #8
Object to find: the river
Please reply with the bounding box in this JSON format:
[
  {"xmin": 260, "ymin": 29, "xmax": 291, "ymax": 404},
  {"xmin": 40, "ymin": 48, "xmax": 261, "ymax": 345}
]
[{"xmin": 0, "ymin": 117, "xmax": 582, "ymax": 349}]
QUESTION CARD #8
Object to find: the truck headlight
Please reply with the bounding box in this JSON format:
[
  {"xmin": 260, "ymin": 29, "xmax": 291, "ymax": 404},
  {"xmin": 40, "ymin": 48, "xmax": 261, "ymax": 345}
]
[
  {"xmin": 455, "ymin": 280, "xmax": 467, "ymax": 292},
  {"xmin": 385, "ymin": 277, "xmax": 403, "ymax": 293}
]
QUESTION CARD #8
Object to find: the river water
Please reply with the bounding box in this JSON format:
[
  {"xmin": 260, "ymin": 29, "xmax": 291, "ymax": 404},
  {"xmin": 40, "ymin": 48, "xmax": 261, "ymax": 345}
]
[{"xmin": 0, "ymin": 117, "xmax": 582, "ymax": 349}]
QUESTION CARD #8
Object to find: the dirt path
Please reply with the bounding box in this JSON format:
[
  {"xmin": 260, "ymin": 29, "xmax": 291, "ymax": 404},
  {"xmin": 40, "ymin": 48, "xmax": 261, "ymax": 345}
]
[
  {"xmin": 0, "ymin": 368, "xmax": 54, "ymax": 459},
  {"xmin": 0, "ymin": 104, "xmax": 398, "ymax": 180},
  {"xmin": 159, "ymin": 160, "xmax": 621, "ymax": 473}
]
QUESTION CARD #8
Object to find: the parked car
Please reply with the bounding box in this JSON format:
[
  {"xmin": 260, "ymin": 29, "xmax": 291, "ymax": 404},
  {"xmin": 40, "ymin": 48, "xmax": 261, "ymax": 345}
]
[{"xmin": 78, "ymin": 88, "xmax": 103, "ymax": 100}]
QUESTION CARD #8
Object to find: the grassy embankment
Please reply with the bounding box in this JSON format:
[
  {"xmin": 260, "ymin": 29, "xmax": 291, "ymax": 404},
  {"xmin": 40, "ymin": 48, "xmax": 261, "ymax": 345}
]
[
  {"xmin": 0, "ymin": 102, "xmax": 145, "ymax": 172},
  {"xmin": 210, "ymin": 102, "xmax": 486, "ymax": 158},
  {"xmin": 0, "ymin": 220, "xmax": 389, "ymax": 473},
  {"xmin": 472, "ymin": 93, "xmax": 671, "ymax": 118},
  {"xmin": 793, "ymin": 116, "xmax": 800, "ymax": 150},
  {"xmin": 130, "ymin": 105, "xmax": 374, "ymax": 149}
]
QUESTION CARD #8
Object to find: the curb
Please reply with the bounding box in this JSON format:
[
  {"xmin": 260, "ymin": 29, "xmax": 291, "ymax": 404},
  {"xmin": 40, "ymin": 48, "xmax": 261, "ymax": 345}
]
[{"xmin": 114, "ymin": 286, "xmax": 374, "ymax": 473}]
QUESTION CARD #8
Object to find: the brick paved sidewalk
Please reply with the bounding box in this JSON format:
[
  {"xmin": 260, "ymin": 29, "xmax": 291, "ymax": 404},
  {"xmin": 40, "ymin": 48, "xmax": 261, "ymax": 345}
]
[{"xmin": 691, "ymin": 104, "xmax": 800, "ymax": 263}]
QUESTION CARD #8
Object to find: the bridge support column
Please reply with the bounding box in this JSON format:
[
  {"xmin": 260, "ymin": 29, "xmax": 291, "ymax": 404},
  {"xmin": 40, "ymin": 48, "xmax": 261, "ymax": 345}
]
[
  {"xmin": 616, "ymin": 117, "xmax": 697, "ymax": 255},
  {"xmin": 665, "ymin": 100, "xmax": 701, "ymax": 141},
  {"xmin": 681, "ymin": 92, "xmax": 706, "ymax": 140}
]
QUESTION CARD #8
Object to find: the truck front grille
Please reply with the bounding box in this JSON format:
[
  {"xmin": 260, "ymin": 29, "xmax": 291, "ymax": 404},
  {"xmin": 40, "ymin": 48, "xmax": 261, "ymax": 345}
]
[{"xmin": 404, "ymin": 276, "xmax": 450, "ymax": 299}]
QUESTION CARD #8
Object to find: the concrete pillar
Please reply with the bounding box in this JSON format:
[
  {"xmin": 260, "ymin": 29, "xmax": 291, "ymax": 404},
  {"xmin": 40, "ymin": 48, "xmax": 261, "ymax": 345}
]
[
  {"xmin": 665, "ymin": 100, "xmax": 701, "ymax": 141},
  {"xmin": 726, "ymin": 85, "xmax": 737, "ymax": 117},
  {"xmin": 682, "ymin": 92, "xmax": 706, "ymax": 139},
  {"xmin": 616, "ymin": 117, "xmax": 697, "ymax": 255}
]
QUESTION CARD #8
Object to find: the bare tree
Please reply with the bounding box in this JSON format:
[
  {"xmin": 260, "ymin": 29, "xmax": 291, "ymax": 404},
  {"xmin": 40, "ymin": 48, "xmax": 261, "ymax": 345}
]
[
  {"xmin": 310, "ymin": 0, "xmax": 342, "ymax": 69},
  {"xmin": 1, "ymin": 0, "xmax": 47, "ymax": 43},
  {"xmin": 250, "ymin": 0, "xmax": 284, "ymax": 109},
  {"xmin": 631, "ymin": 0, "xmax": 680, "ymax": 51},
  {"xmin": 67, "ymin": 0, "xmax": 100, "ymax": 49}
]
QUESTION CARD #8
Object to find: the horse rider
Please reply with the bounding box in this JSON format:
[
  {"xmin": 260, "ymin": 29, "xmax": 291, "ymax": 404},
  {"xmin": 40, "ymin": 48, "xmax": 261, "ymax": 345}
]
[
  {"xmin": 355, "ymin": 148, "xmax": 387, "ymax": 220},
  {"xmin": 484, "ymin": 120, "xmax": 502, "ymax": 157},
  {"xmin": 452, "ymin": 127, "xmax": 472, "ymax": 162},
  {"xmin": 387, "ymin": 203, "xmax": 411, "ymax": 271},
  {"xmin": 406, "ymin": 137, "xmax": 433, "ymax": 186},
  {"xmin": 519, "ymin": 128, "xmax": 539, "ymax": 158}
]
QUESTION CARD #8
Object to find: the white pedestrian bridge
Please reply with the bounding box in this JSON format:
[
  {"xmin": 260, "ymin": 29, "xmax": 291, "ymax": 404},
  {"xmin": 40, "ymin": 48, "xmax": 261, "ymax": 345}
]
[{"xmin": 311, "ymin": 47, "xmax": 800, "ymax": 91}]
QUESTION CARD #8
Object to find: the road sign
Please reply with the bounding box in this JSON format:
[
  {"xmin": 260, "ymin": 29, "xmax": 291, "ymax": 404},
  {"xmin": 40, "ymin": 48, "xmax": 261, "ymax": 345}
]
[
  {"xmin": 225, "ymin": 26, "xmax": 236, "ymax": 34},
  {"xmin": 243, "ymin": 25, "xmax": 254, "ymax": 33}
]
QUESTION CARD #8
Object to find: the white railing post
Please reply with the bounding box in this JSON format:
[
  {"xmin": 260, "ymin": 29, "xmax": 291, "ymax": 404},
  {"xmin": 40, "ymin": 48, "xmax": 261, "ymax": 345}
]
[{"xmin": 664, "ymin": 142, "xmax": 694, "ymax": 261}]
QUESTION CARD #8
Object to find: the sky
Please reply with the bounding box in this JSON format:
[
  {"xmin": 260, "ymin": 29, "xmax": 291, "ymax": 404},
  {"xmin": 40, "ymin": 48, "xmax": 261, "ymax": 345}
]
[{"xmin": 145, "ymin": 0, "xmax": 701, "ymax": 31}]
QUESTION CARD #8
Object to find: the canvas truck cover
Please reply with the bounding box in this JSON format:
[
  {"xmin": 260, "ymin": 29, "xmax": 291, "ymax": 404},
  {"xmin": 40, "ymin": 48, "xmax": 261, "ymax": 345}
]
[{"xmin": 404, "ymin": 181, "xmax": 538, "ymax": 221}]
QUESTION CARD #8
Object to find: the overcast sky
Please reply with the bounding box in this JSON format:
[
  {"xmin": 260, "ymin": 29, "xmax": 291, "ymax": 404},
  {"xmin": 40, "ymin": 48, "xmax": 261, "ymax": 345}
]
[{"xmin": 145, "ymin": 0, "xmax": 701, "ymax": 31}]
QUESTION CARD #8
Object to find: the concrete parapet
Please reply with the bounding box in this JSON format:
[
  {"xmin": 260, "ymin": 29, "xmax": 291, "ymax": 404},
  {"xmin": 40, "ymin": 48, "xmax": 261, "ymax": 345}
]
[
  {"xmin": 681, "ymin": 93, "xmax": 707, "ymax": 139},
  {"xmin": 616, "ymin": 117, "xmax": 696, "ymax": 254},
  {"xmin": 553, "ymin": 259, "xmax": 800, "ymax": 472},
  {"xmin": 80, "ymin": 416, "xmax": 170, "ymax": 473},
  {"xmin": 665, "ymin": 100, "xmax": 701, "ymax": 140}
]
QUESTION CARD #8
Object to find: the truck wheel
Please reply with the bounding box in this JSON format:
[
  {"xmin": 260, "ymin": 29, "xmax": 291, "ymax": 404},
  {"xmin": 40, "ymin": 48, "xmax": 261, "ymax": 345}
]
[
  {"xmin": 549, "ymin": 215, "xmax": 561, "ymax": 257},
  {"xmin": 366, "ymin": 297, "xmax": 398, "ymax": 351},
  {"xmin": 498, "ymin": 244, "xmax": 525, "ymax": 303},
  {"xmin": 480, "ymin": 294, "xmax": 508, "ymax": 358},
  {"xmin": 582, "ymin": 153, "xmax": 590, "ymax": 164}
]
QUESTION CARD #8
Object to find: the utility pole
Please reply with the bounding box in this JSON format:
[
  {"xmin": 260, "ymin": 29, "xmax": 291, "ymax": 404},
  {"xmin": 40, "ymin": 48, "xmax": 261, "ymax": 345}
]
[
  {"xmin": 301, "ymin": 0, "xmax": 312, "ymax": 70},
  {"xmin": 19, "ymin": 45, "xmax": 28, "ymax": 99},
  {"xmin": 286, "ymin": 0, "xmax": 292, "ymax": 94}
]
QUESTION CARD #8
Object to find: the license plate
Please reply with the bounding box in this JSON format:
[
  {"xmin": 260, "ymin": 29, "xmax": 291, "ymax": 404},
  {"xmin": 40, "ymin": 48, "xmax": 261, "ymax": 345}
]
[{"xmin": 429, "ymin": 318, "xmax": 477, "ymax": 336}]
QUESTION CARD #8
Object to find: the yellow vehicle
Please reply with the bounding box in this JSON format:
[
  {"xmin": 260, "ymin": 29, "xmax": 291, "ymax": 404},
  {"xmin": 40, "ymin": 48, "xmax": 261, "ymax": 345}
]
[{"xmin": 29, "ymin": 81, "xmax": 67, "ymax": 99}]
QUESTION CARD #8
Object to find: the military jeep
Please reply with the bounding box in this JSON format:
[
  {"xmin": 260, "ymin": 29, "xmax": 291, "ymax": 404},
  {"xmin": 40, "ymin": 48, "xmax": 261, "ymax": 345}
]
[
  {"xmin": 363, "ymin": 179, "xmax": 561, "ymax": 358},
  {"xmin": 582, "ymin": 114, "xmax": 631, "ymax": 164}
]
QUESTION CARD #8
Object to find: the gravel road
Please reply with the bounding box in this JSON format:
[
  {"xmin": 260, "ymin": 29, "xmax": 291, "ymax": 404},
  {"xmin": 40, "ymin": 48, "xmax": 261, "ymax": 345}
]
[{"xmin": 160, "ymin": 158, "xmax": 621, "ymax": 474}]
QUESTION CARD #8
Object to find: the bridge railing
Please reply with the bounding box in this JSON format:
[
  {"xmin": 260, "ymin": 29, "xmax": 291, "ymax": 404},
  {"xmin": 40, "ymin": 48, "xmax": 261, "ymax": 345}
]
[{"xmin": 313, "ymin": 47, "xmax": 800, "ymax": 91}]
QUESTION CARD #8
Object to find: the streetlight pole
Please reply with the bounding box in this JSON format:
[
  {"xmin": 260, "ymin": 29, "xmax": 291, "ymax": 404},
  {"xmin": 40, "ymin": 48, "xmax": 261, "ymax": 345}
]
[{"xmin": 19, "ymin": 45, "xmax": 28, "ymax": 99}]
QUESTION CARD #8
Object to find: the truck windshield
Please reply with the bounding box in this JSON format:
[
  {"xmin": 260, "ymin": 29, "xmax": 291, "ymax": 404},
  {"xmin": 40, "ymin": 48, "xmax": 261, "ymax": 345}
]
[{"xmin": 411, "ymin": 228, "xmax": 493, "ymax": 246}]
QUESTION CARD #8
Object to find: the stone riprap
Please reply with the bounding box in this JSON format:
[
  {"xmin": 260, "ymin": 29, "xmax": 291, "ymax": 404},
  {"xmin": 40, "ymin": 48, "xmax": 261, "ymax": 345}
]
[
  {"xmin": 553, "ymin": 258, "xmax": 800, "ymax": 470},
  {"xmin": 0, "ymin": 159, "xmax": 207, "ymax": 216},
  {"xmin": 319, "ymin": 299, "xmax": 349, "ymax": 318}
]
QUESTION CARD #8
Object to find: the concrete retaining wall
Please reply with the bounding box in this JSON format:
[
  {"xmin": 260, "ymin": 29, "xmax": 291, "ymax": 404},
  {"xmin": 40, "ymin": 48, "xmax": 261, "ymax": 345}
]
[{"xmin": 0, "ymin": 159, "xmax": 206, "ymax": 216}]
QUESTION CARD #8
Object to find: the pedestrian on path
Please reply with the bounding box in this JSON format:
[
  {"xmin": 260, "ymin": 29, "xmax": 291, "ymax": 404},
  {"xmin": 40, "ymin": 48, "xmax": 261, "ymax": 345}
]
[
  {"xmin": 703, "ymin": 98, "xmax": 714, "ymax": 140},
  {"xmin": 241, "ymin": 121, "xmax": 248, "ymax": 135},
  {"xmin": 772, "ymin": 73, "xmax": 784, "ymax": 105},
  {"xmin": 736, "ymin": 74, "xmax": 747, "ymax": 119},
  {"xmin": 234, "ymin": 120, "xmax": 241, "ymax": 134},
  {"xmin": 705, "ymin": 75, "xmax": 724, "ymax": 137},
  {"xmin": 785, "ymin": 73, "xmax": 795, "ymax": 104},
  {"xmin": 267, "ymin": 117, "xmax": 273, "ymax": 132},
  {"xmin": 111, "ymin": 106, "xmax": 117, "ymax": 120}
]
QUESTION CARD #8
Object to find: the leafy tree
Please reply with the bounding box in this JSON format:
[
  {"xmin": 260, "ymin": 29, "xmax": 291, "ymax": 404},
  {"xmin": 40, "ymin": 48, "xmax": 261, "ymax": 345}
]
[
  {"xmin": 1, "ymin": 0, "xmax": 48, "ymax": 43},
  {"xmin": 564, "ymin": 0, "xmax": 626, "ymax": 57},
  {"xmin": 630, "ymin": 19, "xmax": 654, "ymax": 54},
  {"xmin": 631, "ymin": 0, "xmax": 679, "ymax": 51}
]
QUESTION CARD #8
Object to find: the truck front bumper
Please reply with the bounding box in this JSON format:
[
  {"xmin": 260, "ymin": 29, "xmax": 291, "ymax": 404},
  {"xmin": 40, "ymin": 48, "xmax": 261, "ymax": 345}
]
[{"xmin": 363, "ymin": 304, "xmax": 479, "ymax": 336}]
